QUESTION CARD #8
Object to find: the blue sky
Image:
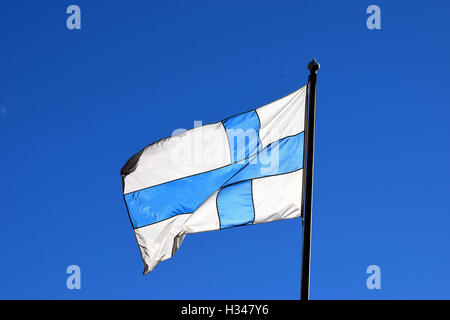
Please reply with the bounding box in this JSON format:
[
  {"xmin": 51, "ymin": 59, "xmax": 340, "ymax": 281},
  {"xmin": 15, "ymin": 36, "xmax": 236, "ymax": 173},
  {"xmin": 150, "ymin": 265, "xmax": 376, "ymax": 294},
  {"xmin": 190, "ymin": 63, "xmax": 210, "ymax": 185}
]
[{"xmin": 0, "ymin": 1, "xmax": 449, "ymax": 299}]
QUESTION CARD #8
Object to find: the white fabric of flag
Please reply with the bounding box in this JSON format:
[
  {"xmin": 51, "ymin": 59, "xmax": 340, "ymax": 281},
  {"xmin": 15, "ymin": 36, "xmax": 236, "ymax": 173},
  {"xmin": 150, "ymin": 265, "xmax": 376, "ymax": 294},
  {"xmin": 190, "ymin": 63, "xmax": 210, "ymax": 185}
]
[{"xmin": 121, "ymin": 85, "xmax": 307, "ymax": 274}]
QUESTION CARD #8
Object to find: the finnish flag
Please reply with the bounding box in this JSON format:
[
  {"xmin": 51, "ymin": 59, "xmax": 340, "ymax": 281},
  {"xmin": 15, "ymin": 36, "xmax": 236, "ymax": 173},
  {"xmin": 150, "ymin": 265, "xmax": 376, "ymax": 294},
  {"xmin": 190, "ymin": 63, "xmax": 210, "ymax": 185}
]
[{"xmin": 121, "ymin": 85, "xmax": 307, "ymax": 273}]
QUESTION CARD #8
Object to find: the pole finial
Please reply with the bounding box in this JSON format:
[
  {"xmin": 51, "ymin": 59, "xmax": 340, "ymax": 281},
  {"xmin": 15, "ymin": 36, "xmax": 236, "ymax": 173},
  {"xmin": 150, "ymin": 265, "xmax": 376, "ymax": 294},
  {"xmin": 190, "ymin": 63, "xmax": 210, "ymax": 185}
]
[{"xmin": 308, "ymin": 58, "xmax": 320, "ymax": 73}]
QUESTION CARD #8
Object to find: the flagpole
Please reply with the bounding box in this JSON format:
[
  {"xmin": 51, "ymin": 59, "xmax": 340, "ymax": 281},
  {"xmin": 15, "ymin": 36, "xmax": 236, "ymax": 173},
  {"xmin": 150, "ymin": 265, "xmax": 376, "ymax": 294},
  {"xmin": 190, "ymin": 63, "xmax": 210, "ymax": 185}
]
[{"xmin": 301, "ymin": 58, "xmax": 319, "ymax": 300}]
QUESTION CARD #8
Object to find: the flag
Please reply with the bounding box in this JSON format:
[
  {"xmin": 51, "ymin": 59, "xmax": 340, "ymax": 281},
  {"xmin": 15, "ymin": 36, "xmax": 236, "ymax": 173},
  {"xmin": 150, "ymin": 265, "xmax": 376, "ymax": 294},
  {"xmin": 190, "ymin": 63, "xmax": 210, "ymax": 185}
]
[{"xmin": 121, "ymin": 85, "xmax": 307, "ymax": 274}]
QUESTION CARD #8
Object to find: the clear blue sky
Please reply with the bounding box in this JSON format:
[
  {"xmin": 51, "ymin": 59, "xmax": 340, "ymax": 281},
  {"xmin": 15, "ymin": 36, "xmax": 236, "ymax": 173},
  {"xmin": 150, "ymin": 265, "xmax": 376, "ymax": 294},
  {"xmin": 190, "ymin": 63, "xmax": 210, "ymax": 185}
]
[{"xmin": 0, "ymin": 1, "xmax": 449, "ymax": 299}]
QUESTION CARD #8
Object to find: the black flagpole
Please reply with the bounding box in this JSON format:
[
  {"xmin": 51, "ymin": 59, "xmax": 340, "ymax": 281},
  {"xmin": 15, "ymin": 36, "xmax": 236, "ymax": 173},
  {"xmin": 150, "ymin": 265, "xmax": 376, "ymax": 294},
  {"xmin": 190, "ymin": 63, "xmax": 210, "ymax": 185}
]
[{"xmin": 301, "ymin": 58, "xmax": 320, "ymax": 300}]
